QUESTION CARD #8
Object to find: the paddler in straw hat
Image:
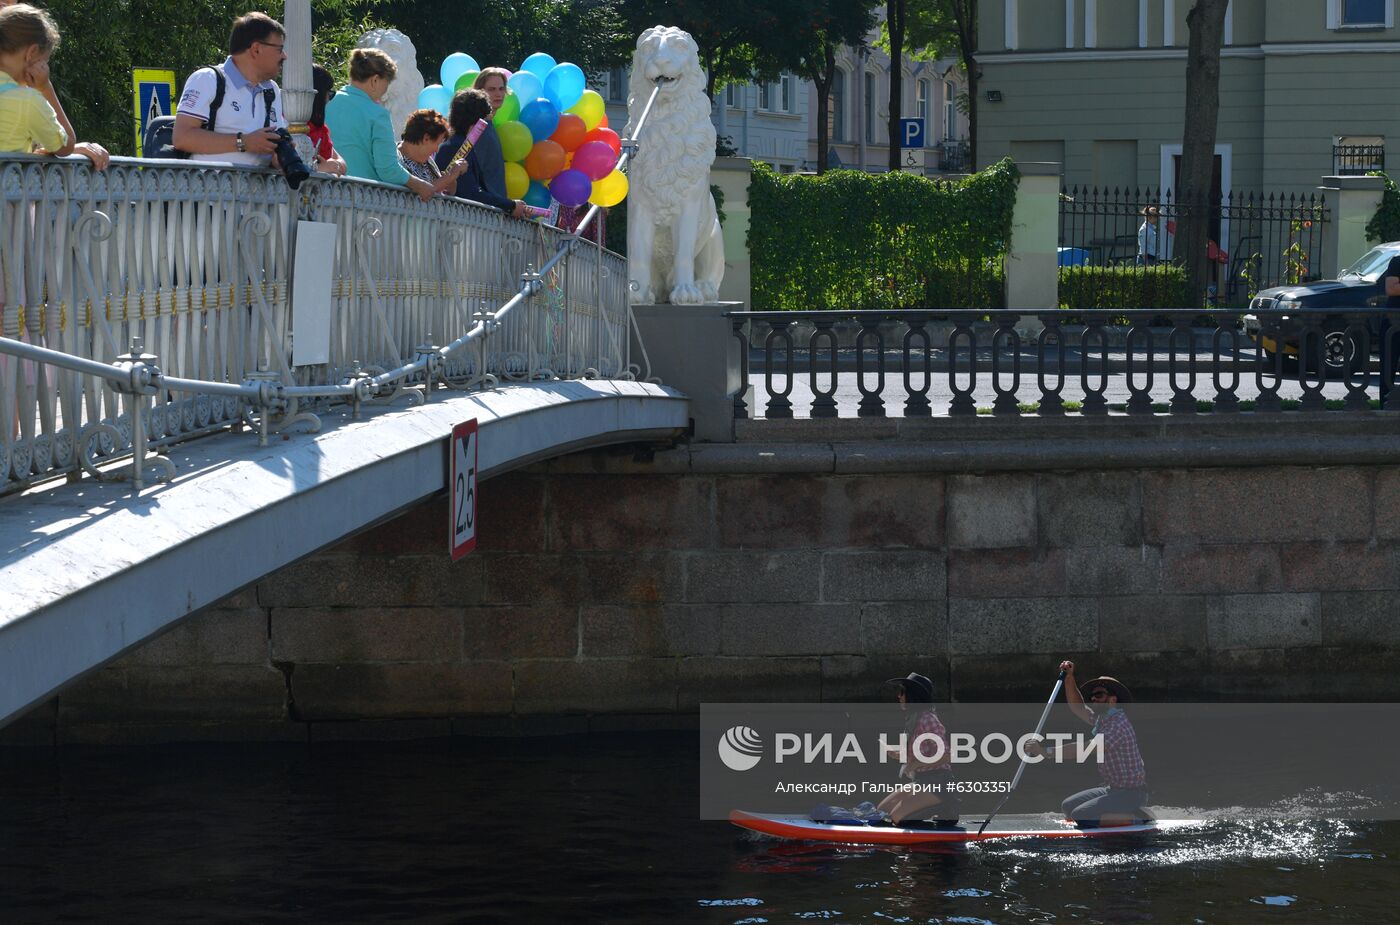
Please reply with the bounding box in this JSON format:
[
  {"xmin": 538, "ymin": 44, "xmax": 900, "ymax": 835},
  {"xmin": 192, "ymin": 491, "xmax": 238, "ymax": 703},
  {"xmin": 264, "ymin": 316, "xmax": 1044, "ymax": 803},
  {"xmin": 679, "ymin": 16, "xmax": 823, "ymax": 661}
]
[{"xmin": 1024, "ymin": 660, "xmax": 1149, "ymax": 827}]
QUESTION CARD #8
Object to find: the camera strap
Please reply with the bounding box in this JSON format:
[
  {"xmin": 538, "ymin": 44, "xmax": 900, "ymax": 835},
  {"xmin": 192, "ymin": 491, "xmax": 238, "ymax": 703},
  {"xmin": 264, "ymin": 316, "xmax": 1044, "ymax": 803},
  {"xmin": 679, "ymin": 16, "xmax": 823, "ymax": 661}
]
[{"xmin": 262, "ymin": 88, "xmax": 276, "ymax": 128}]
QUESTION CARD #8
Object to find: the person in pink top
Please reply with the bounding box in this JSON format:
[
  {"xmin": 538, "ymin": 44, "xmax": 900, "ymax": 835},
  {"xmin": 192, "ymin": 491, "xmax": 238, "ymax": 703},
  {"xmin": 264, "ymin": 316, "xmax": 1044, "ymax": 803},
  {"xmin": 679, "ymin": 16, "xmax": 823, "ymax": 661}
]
[{"xmin": 875, "ymin": 672, "xmax": 960, "ymax": 828}]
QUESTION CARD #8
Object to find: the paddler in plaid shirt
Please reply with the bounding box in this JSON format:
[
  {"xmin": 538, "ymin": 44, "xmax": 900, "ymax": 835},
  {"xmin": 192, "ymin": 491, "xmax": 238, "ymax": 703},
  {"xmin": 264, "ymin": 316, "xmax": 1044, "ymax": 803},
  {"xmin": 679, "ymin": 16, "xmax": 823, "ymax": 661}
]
[{"xmin": 1026, "ymin": 660, "xmax": 1150, "ymax": 827}]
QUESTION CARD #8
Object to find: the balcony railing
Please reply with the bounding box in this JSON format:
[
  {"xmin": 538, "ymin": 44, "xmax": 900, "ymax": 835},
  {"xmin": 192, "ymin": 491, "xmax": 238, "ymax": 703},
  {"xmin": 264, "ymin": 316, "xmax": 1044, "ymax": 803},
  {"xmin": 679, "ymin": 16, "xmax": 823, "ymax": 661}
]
[
  {"xmin": 1333, "ymin": 144, "xmax": 1384, "ymax": 176},
  {"xmin": 0, "ymin": 154, "xmax": 631, "ymax": 496}
]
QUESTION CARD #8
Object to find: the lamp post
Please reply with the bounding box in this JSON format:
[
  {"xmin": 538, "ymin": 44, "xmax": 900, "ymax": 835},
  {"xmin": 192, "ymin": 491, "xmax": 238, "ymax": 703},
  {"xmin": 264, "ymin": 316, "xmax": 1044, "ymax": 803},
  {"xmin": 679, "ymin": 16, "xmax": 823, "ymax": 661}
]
[{"xmin": 281, "ymin": 0, "xmax": 317, "ymax": 165}]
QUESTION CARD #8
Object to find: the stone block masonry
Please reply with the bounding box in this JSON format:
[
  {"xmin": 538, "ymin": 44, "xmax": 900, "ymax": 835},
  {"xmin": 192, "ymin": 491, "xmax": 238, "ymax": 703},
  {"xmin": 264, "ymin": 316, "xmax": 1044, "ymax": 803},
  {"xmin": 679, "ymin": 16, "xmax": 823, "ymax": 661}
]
[{"xmin": 10, "ymin": 426, "xmax": 1400, "ymax": 744}]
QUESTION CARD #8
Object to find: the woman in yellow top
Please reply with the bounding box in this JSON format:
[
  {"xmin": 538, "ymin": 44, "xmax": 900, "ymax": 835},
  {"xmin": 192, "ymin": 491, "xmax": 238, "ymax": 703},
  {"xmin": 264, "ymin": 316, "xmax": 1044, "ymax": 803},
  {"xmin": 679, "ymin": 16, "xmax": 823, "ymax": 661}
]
[{"xmin": 0, "ymin": 4, "xmax": 108, "ymax": 169}]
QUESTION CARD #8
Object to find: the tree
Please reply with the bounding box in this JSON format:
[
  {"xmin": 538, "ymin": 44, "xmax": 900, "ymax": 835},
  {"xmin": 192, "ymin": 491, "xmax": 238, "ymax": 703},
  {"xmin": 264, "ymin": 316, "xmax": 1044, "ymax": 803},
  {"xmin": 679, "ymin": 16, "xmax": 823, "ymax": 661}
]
[
  {"xmin": 900, "ymin": 0, "xmax": 978, "ymax": 169},
  {"xmin": 794, "ymin": 1, "xmax": 878, "ymax": 174},
  {"xmin": 1178, "ymin": 0, "xmax": 1229, "ymax": 306},
  {"xmin": 886, "ymin": 0, "xmax": 905, "ymax": 172}
]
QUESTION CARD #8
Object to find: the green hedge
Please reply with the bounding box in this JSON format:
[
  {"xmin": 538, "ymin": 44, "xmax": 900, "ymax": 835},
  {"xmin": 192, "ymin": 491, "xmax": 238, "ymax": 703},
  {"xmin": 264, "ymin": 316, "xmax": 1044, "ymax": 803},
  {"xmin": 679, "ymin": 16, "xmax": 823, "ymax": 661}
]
[
  {"xmin": 748, "ymin": 158, "xmax": 1019, "ymax": 311},
  {"xmin": 1058, "ymin": 264, "xmax": 1190, "ymax": 311}
]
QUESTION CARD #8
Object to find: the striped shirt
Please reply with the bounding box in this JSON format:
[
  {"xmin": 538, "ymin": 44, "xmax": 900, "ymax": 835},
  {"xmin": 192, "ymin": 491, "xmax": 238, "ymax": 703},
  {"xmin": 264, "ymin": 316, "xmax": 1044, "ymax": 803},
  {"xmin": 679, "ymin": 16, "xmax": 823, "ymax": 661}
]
[{"xmin": 0, "ymin": 73, "xmax": 66, "ymax": 155}]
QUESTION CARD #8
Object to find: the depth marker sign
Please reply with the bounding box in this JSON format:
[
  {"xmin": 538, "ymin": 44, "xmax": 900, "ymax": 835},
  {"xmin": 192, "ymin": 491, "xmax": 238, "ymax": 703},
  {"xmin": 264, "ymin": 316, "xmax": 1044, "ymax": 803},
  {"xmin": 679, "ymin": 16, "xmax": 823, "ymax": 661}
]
[{"xmin": 450, "ymin": 420, "xmax": 477, "ymax": 559}]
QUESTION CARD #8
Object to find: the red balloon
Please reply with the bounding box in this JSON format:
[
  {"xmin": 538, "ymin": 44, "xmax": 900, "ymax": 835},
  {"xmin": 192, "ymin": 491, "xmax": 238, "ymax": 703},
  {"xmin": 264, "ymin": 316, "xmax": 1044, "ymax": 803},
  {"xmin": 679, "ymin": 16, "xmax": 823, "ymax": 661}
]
[
  {"xmin": 550, "ymin": 113, "xmax": 588, "ymax": 152},
  {"xmin": 524, "ymin": 139, "xmax": 566, "ymax": 180},
  {"xmin": 583, "ymin": 127, "xmax": 621, "ymax": 157},
  {"xmin": 572, "ymin": 140, "xmax": 617, "ymax": 182}
]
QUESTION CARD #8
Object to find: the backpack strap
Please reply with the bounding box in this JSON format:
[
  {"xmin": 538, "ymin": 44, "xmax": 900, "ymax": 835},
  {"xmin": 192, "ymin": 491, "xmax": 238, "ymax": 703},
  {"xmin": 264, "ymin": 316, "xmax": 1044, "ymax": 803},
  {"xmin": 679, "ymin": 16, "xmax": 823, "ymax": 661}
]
[{"xmin": 203, "ymin": 67, "xmax": 227, "ymax": 133}]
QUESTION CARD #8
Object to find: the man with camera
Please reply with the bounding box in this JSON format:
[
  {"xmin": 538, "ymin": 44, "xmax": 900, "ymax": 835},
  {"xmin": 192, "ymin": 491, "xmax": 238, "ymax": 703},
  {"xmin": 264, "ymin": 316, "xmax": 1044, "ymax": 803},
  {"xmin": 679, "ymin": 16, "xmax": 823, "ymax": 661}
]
[{"xmin": 172, "ymin": 12, "xmax": 291, "ymax": 171}]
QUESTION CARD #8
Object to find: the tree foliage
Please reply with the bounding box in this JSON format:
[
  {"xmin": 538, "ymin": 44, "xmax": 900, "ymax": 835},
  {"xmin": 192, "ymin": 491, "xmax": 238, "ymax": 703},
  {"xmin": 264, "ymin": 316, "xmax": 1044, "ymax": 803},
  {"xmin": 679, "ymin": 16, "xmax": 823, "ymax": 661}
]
[
  {"xmin": 37, "ymin": 0, "xmax": 382, "ymax": 156},
  {"xmin": 793, "ymin": 1, "xmax": 878, "ymax": 175},
  {"xmin": 748, "ymin": 158, "xmax": 1019, "ymax": 311},
  {"xmin": 897, "ymin": 0, "xmax": 977, "ymax": 167}
]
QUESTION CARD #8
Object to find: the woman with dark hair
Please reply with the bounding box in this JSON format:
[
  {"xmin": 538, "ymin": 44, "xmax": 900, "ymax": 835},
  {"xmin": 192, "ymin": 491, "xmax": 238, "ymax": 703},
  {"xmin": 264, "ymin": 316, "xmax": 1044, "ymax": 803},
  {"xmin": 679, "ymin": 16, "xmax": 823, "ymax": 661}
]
[
  {"xmin": 306, "ymin": 64, "xmax": 347, "ymax": 176},
  {"xmin": 433, "ymin": 89, "xmax": 527, "ymax": 218},
  {"xmin": 397, "ymin": 108, "xmax": 464, "ymax": 190},
  {"xmin": 469, "ymin": 67, "xmax": 511, "ymax": 199},
  {"xmin": 875, "ymin": 672, "xmax": 960, "ymax": 828}
]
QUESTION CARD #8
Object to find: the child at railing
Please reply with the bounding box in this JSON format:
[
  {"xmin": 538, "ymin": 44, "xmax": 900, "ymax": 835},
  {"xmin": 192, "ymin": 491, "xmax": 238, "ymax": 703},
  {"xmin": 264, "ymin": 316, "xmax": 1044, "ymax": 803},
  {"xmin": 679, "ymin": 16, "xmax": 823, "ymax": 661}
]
[{"xmin": 0, "ymin": 4, "xmax": 108, "ymax": 169}]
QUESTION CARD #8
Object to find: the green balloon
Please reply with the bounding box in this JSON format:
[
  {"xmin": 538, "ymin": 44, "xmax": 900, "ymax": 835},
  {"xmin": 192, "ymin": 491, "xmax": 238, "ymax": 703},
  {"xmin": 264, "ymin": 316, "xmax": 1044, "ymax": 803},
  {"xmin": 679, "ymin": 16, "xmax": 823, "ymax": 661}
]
[
  {"xmin": 498, "ymin": 120, "xmax": 534, "ymax": 162},
  {"xmin": 454, "ymin": 70, "xmax": 479, "ymax": 93},
  {"xmin": 493, "ymin": 91, "xmax": 521, "ymax": 125}
]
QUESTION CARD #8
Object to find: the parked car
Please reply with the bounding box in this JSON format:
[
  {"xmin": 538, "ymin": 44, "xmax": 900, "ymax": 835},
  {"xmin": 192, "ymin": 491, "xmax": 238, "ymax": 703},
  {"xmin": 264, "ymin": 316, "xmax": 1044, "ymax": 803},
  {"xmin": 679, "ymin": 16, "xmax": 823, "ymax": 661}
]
[{"xmin": 1243, "ymin": 242, "xmax": 1400, "ymax": 373}]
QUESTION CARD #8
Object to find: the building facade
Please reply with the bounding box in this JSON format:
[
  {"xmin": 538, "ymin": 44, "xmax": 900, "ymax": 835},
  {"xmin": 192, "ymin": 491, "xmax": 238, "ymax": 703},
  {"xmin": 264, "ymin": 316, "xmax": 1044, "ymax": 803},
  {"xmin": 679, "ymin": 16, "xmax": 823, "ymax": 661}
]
[{"xmin": 976, "ymin": 0, "xmax": 1400, "ymax": 195}]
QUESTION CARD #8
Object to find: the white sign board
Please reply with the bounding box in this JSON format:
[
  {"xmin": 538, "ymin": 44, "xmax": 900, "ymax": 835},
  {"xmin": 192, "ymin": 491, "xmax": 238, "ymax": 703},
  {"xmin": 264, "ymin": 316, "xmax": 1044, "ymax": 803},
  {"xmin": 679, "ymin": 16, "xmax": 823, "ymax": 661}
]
[
  {"xmin": 450, "ymin": 419, "xmax": 478, "ymax": 559},
  {"xmin": 291, "ymin": 220, "xmax": 337, "ymax": 367},
  {"xmin": 901, "ymin": 148, "xmax": 926, "ymax": 171}
]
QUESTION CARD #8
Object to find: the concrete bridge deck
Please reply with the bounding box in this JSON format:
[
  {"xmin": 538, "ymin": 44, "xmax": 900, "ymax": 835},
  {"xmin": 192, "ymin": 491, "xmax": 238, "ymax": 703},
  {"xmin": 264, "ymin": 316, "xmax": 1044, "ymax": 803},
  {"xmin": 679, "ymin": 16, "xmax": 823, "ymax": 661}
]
[{"xmin": 0, "ymin": 381, "xmax": 687, "ymax": 728}]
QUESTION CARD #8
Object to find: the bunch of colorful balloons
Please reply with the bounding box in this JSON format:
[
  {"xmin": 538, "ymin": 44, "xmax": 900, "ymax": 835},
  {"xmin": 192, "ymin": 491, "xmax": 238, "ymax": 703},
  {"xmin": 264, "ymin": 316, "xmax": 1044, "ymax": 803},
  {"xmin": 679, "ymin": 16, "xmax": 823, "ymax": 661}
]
[{"xmin": 416, "ymin": 51, "xmax": 629, "ymax": 211}]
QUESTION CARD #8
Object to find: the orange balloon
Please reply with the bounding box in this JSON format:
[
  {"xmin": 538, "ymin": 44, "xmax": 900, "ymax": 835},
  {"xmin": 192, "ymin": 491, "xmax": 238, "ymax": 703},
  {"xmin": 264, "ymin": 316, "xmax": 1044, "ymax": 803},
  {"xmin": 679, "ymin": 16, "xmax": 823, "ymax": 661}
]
[
  {"xmin": 582, "ymin": 126, "xmax": 621, "ymax": 157},
  {"xmin": 550, "ymin": 113, "xmax": 588, "ymax": 152},
  {"xmin": 599, "ymin": 113, "xmax": 608, "ymax": 128},
  {"xmin": 523, "ymin": 139, "xmax": 566, "ymax": 180}
]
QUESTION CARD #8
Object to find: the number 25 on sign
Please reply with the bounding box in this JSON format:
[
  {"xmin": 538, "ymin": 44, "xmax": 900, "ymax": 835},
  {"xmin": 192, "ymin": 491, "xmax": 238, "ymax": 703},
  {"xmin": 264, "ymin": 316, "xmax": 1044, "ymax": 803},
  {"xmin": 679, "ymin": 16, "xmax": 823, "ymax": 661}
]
[{"xmin": 450, "ymin": 420, "xmax": 478, "ymax": 559}]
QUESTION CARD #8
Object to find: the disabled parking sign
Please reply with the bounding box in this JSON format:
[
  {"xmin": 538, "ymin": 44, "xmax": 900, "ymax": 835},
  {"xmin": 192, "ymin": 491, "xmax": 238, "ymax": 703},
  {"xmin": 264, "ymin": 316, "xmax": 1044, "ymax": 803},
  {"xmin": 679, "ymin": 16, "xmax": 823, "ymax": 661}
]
[{"xmin": 133, "ymin": 68, "xmax": 176, "ymax": 156}]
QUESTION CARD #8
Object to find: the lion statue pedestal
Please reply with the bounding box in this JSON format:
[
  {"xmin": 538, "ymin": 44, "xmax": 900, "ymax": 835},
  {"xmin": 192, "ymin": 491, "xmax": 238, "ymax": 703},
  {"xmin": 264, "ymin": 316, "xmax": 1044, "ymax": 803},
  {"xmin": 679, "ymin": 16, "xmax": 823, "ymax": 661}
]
[{"xmin": 624, "ymin": 26, "xmax": 725, "ymax": 306}]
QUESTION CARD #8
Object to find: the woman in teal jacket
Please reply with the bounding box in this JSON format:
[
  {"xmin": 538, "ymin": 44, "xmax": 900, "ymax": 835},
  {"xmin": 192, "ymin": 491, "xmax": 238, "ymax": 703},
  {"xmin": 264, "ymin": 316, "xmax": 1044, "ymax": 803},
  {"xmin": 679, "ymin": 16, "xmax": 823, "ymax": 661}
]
[{"xmin": 326, "ymin": 48, "xmax": 461, "ymax": 200}]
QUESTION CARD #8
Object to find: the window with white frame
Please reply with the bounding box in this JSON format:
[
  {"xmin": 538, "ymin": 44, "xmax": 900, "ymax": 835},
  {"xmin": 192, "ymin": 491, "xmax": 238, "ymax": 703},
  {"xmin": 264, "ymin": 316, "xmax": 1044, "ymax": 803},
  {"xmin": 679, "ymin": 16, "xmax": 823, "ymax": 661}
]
[
  {"xmin": 943, "ymin": 80, "xmax": 957, "ymax": 141},
  {"xmin": 830, "ymin": 70, "xmax": 846, "ymax": 142},
  {"xmin": 757, "ymin": 74, "xmax": 795, "ymax": 113},
  {"xmin": 603, "ymin": 67, "xmax": 626, "ymax": 103},
  {"xmin": 758, "ymin": 81, "xmax": 770, "ymax": 110},
  {"xmin": 917, "ymin": 79, "xmax": 930, "ymax": 135},
  {"xmin": 1328, "ymin": 0, "xmax": 1392, "ymax": 27},
  {"xmin": 725, "ymin": 82, "xmax": 741, "ymax": 108},
  {"xmin": 865, "ymin": 72, "xmax": 877, "ymax": 143}
]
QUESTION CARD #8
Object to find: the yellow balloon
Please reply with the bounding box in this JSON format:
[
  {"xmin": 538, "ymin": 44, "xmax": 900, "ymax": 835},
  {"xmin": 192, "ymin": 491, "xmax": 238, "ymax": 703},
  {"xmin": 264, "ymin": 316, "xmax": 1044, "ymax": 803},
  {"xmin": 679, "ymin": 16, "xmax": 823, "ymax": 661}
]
[
  {"xmin": 567, "ymin": 90, "xmax": 605, "ymax": 131},
  {"xmin": 504, "ymin": 161, "xmax": 530, "ymax": 199},
  {"xmin": 588, "ymin": 169, "xmax": 628, "ymax": 208}
]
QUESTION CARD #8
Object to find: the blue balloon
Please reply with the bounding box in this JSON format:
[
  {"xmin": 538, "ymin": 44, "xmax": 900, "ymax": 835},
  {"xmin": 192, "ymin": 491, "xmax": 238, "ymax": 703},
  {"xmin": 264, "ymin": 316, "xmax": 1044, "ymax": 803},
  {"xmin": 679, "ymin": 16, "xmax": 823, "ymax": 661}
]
[
  {"xmin": 543, "ymin": 62, "xmax": 585, "ymax": 111},
  {"xmin": 417, "ymin": 84, "xmax": 453, "ymax": 115},
  {"xmin": 519, "ymin": 97, "xmax": 561, "ymax": 142},
  {"xmin": 440, "ymin": 52, "xmax": 480, "ymax": 90},
  {"xmin": 520, "ymin": 52, "xmax": 557, "ymax": 80},
  {"xmin": 507, "ymin": 70, "xmax": 542, "ymax": 105},
  {"xmin": 524, "ymin": 180, "xmax": 552, "ymax": 209}
]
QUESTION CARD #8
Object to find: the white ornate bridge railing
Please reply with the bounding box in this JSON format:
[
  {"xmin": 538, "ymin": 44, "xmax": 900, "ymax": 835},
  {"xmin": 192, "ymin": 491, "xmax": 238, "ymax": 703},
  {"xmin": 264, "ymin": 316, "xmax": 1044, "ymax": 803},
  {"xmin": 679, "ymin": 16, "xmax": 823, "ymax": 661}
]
[{"xmin": 0, "ymin": 139, "xmax": 642, "ymax": 495}]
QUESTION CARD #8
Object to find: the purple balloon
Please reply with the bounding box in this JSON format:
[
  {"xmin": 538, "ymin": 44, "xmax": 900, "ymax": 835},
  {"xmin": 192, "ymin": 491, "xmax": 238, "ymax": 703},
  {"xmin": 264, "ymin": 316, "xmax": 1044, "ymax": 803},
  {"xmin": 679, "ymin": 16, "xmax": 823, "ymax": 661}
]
[
  {"xmin": 549, "ymin": 168, "xmax": 592, "ymax": 208},
  {"xmin": 571, "ymin": 140, "xmax": 616, "ymax": 182}
]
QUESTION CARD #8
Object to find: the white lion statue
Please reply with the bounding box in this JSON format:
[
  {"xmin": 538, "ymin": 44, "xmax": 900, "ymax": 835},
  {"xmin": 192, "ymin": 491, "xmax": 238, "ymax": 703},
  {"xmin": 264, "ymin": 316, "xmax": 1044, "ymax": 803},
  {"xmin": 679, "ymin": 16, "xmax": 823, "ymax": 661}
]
[
  {"xmin": 357, "ymin": 28, "xmax": 424, "ymax": 136},
  {"xmin": 624, "ymin": 26, "xmax": 725, "ymax": 305}
]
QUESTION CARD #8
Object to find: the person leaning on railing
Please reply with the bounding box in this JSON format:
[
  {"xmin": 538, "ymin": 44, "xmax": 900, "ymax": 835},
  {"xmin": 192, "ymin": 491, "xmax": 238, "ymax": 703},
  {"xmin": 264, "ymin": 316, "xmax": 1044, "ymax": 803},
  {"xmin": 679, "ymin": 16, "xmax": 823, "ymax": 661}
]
[
  {"xmin": 304, "ymin": 63, "xmax": 347, "ymax": 177},
  {"xmin": 325, "ymin": 48, "xmax": 459, "ymax": 202},
  {"xmin": 433, "ymin": 89, "xmax": 529, "ymax": 219},
  {"xmin": 397, "ymin": 108, "xmax": 451, "ymax": 185},
  {"xmin": 171, "ymin": 12, "xmax": 288, "ymax": 168},
  {"xmin": 0, "ymin": 3, "xmax": 108, "ymax": 170},
  {"xmin": 471, "ymin": 66, "xmax": 511, "ymax": 200}
]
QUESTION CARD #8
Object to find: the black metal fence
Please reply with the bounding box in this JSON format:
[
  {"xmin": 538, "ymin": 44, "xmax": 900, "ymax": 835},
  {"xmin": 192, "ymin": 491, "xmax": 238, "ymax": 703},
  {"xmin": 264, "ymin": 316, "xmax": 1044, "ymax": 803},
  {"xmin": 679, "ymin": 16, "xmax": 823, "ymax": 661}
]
[
  {"xmin": 938, "ymin": 140, "xmax": 971, "ymax": 173},
  {"xmin": 732, "ymin": 308, "xmax": 1399, "ymax": 420},
  {"xmin": 1333, "ymin": 144, "xmax": 1385, "ymax": 176},
  {"xmin": 1058, "ymin": 187, "xmax": 1330, "ymax": 309}
]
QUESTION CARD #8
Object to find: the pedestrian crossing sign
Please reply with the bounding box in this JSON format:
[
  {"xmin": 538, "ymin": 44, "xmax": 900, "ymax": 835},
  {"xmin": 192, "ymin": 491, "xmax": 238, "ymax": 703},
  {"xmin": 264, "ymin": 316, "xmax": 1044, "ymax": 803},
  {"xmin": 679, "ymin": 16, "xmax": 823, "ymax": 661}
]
[{"xmin": 133, "ymin": 68, "xmax": 176, "ymax": 156}]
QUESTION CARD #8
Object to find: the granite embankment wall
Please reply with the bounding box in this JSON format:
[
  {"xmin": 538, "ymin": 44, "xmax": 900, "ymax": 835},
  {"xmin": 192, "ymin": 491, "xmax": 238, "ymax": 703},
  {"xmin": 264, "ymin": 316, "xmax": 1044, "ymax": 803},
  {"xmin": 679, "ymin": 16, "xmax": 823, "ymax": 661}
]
[{"xmin": 8, "ymin": 418, "xmax": 1400, "ymax": 744}]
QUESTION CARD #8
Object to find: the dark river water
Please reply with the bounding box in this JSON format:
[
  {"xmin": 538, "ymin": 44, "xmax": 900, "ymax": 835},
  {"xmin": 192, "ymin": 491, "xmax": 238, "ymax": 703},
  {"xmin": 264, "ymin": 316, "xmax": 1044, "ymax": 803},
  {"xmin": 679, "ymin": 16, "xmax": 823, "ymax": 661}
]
[{"xmin": 1, "ymin": 732, "xmax": 1396, "ymax": 923}]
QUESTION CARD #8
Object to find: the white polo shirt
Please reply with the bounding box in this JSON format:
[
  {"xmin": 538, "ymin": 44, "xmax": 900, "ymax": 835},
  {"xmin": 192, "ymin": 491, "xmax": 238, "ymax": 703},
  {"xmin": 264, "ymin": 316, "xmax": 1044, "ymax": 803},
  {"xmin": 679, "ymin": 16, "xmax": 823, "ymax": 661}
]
[{"xmin": 177, "ymin": 56, "xmax": 288, "ymax": 167}]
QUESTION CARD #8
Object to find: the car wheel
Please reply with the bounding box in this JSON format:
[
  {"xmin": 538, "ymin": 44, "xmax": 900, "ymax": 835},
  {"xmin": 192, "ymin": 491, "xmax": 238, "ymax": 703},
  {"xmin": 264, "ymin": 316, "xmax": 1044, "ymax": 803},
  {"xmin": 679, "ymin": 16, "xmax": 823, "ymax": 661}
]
[{"xmin": 1308, "ymin": 323, "xmax": 1363, "ymax": 376}]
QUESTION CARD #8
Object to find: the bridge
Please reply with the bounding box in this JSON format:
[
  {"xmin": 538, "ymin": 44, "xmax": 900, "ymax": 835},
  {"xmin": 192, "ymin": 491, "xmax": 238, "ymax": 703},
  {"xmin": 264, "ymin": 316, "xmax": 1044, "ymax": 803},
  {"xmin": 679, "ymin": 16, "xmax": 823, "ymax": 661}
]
[{"xmin": 0, "ymin": 147, "xmax": 694, "ymax": 729}]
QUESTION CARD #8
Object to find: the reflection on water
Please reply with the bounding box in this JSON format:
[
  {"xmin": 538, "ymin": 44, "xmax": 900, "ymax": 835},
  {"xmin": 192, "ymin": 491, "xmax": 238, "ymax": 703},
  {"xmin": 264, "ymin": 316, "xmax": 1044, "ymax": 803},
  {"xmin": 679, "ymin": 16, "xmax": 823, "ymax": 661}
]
[{"xmin": 1, "ymin": 733, "xmax": 1397, "ymax": 923}]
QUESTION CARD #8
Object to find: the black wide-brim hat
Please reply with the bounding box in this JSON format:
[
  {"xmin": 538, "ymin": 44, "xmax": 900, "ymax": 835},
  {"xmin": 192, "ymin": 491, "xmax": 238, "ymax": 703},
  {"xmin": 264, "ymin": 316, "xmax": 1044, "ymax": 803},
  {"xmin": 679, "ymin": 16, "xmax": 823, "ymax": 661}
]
[
  {"xmin": 1079, "ymin": 676, "xmax": 1133, "ymax": 703},
  {"xmin": 886, "ymin": 672, "xmax": 934, "ymax": 702}
]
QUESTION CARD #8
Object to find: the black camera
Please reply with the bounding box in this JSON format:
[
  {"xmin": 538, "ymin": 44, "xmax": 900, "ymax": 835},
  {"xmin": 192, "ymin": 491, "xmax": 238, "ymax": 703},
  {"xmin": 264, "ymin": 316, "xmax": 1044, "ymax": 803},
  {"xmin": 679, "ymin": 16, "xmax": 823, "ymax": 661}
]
[{"xmin": 272, "ymin": 128, "xmax": 312, "ymax": 190}]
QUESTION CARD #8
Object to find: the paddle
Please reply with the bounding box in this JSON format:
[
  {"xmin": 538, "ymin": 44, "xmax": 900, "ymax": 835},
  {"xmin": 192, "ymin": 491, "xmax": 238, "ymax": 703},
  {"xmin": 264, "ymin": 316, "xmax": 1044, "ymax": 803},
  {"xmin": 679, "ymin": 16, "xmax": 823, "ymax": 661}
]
[{"xmin": 975, "ymin": 668, "xmax": 1068, "ymax": 836}]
